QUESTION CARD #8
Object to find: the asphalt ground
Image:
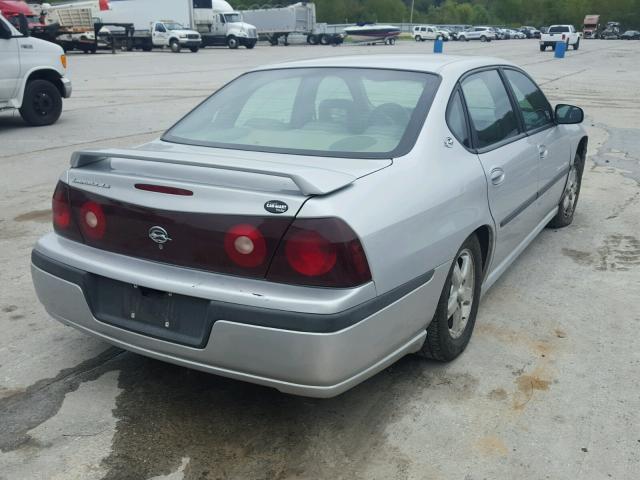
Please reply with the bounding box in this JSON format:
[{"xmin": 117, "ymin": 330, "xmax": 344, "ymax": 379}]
[{"xmin": 1, "ymin": 38, "xmax": 639, "ymax": 479}]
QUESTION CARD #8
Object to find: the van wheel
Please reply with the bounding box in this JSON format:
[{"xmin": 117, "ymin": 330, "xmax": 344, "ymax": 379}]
[
  {"xmin": 417, "ymin": 235, "xmax": 483, "ymax": 361},
  {"xmin": 227, "ymin": 35, "xmax": 239, "ymax": 49},
  {"xmin": 547, "ymin": 152, "xmax": 584, "ymax": 228},
  {"xmin": 170, "ymin": 39, "xmax": 181, "ymax": 53},
  {"xmin": 19, "ymin": 79, "xmax": 63, "ymax": 127}
]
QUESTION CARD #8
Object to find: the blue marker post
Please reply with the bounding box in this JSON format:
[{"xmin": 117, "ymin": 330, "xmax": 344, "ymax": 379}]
[
  {"xmin": 433, "ymin": 37, "xmax": 443, "ymax": 54},
  {"xmin": 554, "ymin": 40, "xmax": 566, "ymax": 58}
]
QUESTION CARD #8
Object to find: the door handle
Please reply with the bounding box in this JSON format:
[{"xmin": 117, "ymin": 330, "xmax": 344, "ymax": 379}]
[
  {"xmin": 490, "ymin": 167, "xmax": 505, "ymax": 185},
  {"xmin": 538, "ymin": 144, "xmax": 548, "ymax": 160}
]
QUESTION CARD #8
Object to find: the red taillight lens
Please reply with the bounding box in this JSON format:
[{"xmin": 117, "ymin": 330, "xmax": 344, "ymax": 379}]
[
  {"xmin": 224, "ymin": 224, "xmax": 267, "ymax": 268},
  {"xmin": 267, "ymin": 218, "xmax": 371, "ymax": 288},
  {"xmin": 79, "ymin": 201, "xmax": 107, "ymax": 240},
  {"xmin": 285, "ymin": 230, "xmax": 336, "ymax": 277},
  {"xmin": 52, "ymin": 182, "xmax": 71, "ymax": 229},
  {"xmin": 52, "ymin": 181, "xmax": 84, "ymax": 242}
]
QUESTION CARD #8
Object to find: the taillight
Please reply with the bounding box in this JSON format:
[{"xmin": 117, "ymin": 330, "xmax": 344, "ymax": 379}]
[
  {"xmin": 52, "ymin": 182, "xmax": 71, "ymax": 229},
  {"xmin": 52, "ymin": 181, "xmax": 83, "ymax": 241},
  {"xmin": 224, "ymin": 224, "xmax": 267, "ymax": 268},
  {"xmin": 562, "ymin": 34, "xmax": 566, "ymax": 40},
  {"xmin": 79, "ymin": 201, "xmax": 107, "ymax": 240},
  {"xmin": 267, "ymin": 218, "xmax": 371, "ymax": 288}
]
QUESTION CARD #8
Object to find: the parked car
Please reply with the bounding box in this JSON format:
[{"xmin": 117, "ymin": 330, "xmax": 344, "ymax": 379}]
[
  {"xmin": 457, "ymin": 26, "xmax": 496, "ymax": 42},
  {"xmin": 621, "ymin": 30, "xmax": 640, "ymax": 39},
  {"xmin": 32, "ymin": 55, "xmax": 588, "ymax": 398},
  {"xmin": 504, "ymin": 28, "xmax": 524, "ymax": 39},
  {"xmin": 0, "ymin": 13, "xmax": 72, "ymax": 125},
  {"xmin": 519, "ymin": 26, "xmax": 541, "ymax": 38},
  {"xmin": 539, "ymin": 26, "xmax": 549, "ymax": 34},
  {"xmin": 412, "ymin": 25, "xmax": 449, "ymax": 41},
  {"xmin": 540, "ymin": 24, "xmax": 581, "ymax": 51}
]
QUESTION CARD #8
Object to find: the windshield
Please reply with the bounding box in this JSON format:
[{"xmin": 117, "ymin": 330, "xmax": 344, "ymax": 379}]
[
  {"xmin": 164, "ymin": 23, "xmax": 185, "ymax": 31},
  {"xmin": 163, "ymin": 68, "xmax": 440, "ymax": 158},
  {"xmin": 223, "ymin": 13, "xmax": 241, "ymax": 23}
]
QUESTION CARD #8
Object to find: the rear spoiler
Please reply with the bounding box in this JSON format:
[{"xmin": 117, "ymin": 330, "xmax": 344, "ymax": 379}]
[{"xmin": 70, "ymin": 148, "xmax": 358, "ymax": 196}]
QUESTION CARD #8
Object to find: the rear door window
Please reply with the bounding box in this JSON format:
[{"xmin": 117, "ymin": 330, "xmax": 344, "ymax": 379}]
[
  {"xmin": 461, "ymin": 70, "xmax": 520, "ymax": 149},
  {"xmin": 503, "ymin": 69, "xmax": 553, "ymax": 131}
]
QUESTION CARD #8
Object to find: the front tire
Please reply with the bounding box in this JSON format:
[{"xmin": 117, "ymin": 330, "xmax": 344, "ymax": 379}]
[
  {"xmin": 227, "ymin": 35, "xmax": 239, "ymax": 49},
  {"xmin": 418, "ymin": 235, "xmax": 483, "ymax": 361},
  {"xmin": 169, "ymin": 39, "xmax": 181, "ymax": 53},
  {"xmin": 547, "ymin": 152, "xmax": 584, "ymax": 228},
  {"xmin": 19, "ymin": 79, "xmax": 63, "ymax": 126},
  {"xmin": 415, "ymin": 35, "xmax": 421, "ymax": 42}
]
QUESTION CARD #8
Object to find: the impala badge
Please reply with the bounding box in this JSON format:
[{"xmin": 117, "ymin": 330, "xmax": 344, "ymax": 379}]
[{"xmin": 148, "ymin": 226, "xmax": 172, "ymax": 249}]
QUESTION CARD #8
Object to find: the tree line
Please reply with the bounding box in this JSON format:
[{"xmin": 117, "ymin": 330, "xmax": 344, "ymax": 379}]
[{"xmin": 237, "ymin": 0, "xmax": 640, "ymax": 28}]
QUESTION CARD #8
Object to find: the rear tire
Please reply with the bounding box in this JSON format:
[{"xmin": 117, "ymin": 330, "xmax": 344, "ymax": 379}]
[
  {"xmin": 573, "ymin": 38, "xmax": 580, "ymax": 50},
  {"xmin": 546, "ymin": 152, "xmax": 584, "ymax": 228},
  {"xmin": 417, "ymin": 235, "xmax": 483, "ymax": 361},
  {"xmin": 319, "ymin": 34, "xmax": 329, "ymax": 45},
  {"xmin": 540, "ymin": 44, "xmax": 546, "ymax": 51},
  {"xmin": 19, "ymin": 79, "xmax": 63, "ymax": 127},
  {"xmin": 415, "ymin": 35, "xmax": 421, "ymax": 42},
  {"xmin": 480, "ymin": 35, "xmax": 487, "ymax": 42}
]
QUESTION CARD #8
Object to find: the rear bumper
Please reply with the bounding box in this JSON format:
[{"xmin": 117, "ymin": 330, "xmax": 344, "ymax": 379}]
[
  {"xmin": 31, "ymin": 240, "xmax": 447, "ymax": 397},
  {"xmin": 61, "ymin": 77, "xmax": 72, "ymax": 99}
]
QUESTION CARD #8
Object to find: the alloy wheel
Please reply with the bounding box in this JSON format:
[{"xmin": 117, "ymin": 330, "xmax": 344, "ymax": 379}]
[{"xmin": 447, "ymin": 249, "xmax": 475, "ymax": 339}]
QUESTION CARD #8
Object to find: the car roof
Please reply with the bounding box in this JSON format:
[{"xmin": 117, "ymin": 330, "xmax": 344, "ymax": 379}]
[{"xmin": 251, "ymin": 55, "xmax": 518, "ymax": 78}]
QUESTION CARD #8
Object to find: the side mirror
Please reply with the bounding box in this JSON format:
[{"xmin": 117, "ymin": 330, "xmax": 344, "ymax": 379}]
[{"xmin": 555, "ymin": 104, "xmax": 584, "ymax": 124}]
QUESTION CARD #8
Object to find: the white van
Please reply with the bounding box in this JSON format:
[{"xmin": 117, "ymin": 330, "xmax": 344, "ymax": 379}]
[{"xmin": 0, "ymin": 14, "xmax": 71, "ymax": 126}]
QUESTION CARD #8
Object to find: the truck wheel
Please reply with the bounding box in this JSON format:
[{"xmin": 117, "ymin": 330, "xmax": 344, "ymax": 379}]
[
  {"xmin": 308, "ymin": 34, "xmax": 319, "ymax": 45},
  {"xmin": 142, "ymin": 46, "xmax": 152, "ymax": 52},
  {"xmin": 227, "ymin": 36, "xmax": 239, "ymax": 49},
  {"xmin": 19, "ymin": 79, "xmax": 63, "ymax": 127},
  {"xmin": 319, "ymin": 34, "xmax": 329, "ymax": 45},
  {"xmin": 189, "ymin": 46, "xmax": 199, "ymax": 53},
  {"xmin": 573, "ymin": 38, "xmax": 580, "ymax": 50},
  {"xmin": 540, "ymin": 44, "xmax": 546, "ymax": 51},
  {"xmin": 245, "ymin": 40, "xmax": 256, "ymax": 49},
  {"xmin": 170, "ymin": 39, "xmax": 181, "ymax": 53}
]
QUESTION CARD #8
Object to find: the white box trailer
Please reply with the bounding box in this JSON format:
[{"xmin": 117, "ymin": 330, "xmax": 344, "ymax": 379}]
[{"xmin": 240, "ymin": 2, "xmax": 342, "ymax": 45}]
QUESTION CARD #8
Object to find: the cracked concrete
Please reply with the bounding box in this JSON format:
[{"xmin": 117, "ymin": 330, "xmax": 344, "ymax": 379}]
[{"xmin": 1, "ymin": 39, "xmax": 639, "ymax": 479}]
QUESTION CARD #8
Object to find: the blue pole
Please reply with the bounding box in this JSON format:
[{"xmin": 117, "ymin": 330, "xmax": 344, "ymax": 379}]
[
  {"xmin": 434, "ymin": 37, "xmax": 443, "ymax": 54},
  {"xmin": 554, "ymin": 41, "xmax": 566, "ymax": 58}
]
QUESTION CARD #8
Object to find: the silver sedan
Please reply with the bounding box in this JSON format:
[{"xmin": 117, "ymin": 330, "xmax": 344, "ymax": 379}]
[{"xmin": 31, "ymin": 55, "xmax": 587, "ymax": 397}]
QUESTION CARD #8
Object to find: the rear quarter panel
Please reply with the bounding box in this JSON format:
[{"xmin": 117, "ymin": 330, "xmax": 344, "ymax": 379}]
[{"xmin": 298, "ymin": 81, "xmax": 494, "ymax": 296}]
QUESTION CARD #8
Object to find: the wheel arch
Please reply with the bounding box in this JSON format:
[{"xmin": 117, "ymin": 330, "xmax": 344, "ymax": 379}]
[
  {"xmin": 470, "ymin": 224, "xmax": 494, "ymax": 277},
  {"xmin": 576, "ymin": 135, "xmax": 588, "ymax": 163},
  {"xmin": 18, "ymin": 68, "xmax": 64, "ymax": 107}
]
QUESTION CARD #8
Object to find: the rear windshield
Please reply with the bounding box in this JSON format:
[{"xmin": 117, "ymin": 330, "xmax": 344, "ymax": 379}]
[
  {"xmin": 163, "ymin": 68, "xmax": 440, "ymax": 158},
  {"xmin": 549, "ymin": 26, "xmax": 570, "ymax": 33}
]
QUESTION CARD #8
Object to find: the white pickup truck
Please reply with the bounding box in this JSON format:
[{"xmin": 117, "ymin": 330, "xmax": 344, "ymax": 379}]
[
  {"xmin": 540, "ymin": 25, "xmax": 581, "ymax": 51},
  {"xmin": 0, "ymin": 14, "xmax": 71, "ymax": 126}
]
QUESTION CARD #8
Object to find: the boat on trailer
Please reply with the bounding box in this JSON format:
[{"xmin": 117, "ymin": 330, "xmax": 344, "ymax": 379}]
[{"xmin": 343, "ymin": 23, "xmax": 401, "ymax": 44}]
